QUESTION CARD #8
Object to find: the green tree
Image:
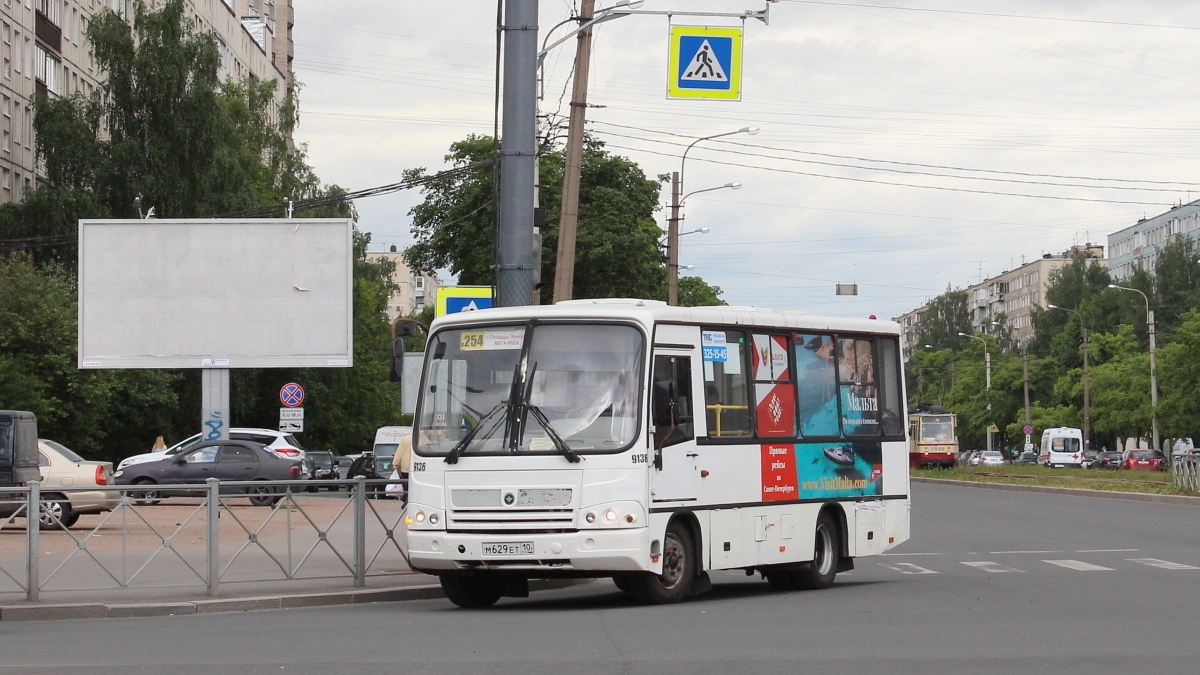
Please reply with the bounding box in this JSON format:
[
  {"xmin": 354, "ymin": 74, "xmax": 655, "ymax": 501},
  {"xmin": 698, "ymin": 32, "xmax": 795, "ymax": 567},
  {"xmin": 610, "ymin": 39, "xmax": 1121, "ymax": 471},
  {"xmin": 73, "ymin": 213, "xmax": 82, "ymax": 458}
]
[
  {"xmin": 678, "ymin": 276, "xmax": 727, "ymax": 307},
  {"xmin": 404, "ymin": 134, "xmax": 717, "ymax": 303},
  {"xmin": 0, "ymin": 1, "xmax": 397, "ymax": 459},
  {"xmin": 1156, "ymin": 310, "xmax": 1200, "ymax": 440},
  {"xmin": 912, "ymin": 285, "xmax": 971, "ymax": 351}
]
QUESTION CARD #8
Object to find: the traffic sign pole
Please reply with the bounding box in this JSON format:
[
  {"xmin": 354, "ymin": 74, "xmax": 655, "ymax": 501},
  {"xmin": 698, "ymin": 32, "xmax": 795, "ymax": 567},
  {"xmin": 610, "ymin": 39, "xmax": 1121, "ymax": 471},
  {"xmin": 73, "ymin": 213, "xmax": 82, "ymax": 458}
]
[{"xmin": 201, "ymin": 369, "xmax": 230, "ymax": 442}]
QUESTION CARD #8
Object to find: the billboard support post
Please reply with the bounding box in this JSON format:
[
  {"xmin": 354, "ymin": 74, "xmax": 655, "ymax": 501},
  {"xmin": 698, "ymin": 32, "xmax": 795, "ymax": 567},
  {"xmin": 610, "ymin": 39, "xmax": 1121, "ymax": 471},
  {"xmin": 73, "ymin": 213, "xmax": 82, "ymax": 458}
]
[{"xmin": 201, "ymin": 369, "xmax": 231, "ymax": 442}]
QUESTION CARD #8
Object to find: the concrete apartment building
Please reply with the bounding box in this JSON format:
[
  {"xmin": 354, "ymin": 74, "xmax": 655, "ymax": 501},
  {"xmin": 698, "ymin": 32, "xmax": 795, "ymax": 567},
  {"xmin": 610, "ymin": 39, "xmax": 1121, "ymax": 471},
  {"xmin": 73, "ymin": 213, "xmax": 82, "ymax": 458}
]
[
  {"xmin": 367, "ymin": 246, "xmax": 442, "ymax": 321},
  {"xmin": 0, "ymin": 0, "xmax": 293, "ymax": 204},
  {"xmin": 896, "ymin": 244, "xmax": 1106, "ymax": 355},
  {"xmin": 1107, "ymin": 199, "xmax": 1200, "ymax": 282}
]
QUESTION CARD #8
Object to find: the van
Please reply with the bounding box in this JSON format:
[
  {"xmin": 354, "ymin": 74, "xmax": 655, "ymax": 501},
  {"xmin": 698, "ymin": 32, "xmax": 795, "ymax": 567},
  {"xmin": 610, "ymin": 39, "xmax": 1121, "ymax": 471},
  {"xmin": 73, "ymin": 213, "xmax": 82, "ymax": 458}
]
[
  {"xmin": 1038, "ymin": 427, "xmax": 1084, "ymax": 468},
  {"xmin": 1, "ymin": 410, "xmax": 42, "ymax": 517},
  {"xmin": 372, "ymin": 426, "xmax": 413, "ymax": 459}
]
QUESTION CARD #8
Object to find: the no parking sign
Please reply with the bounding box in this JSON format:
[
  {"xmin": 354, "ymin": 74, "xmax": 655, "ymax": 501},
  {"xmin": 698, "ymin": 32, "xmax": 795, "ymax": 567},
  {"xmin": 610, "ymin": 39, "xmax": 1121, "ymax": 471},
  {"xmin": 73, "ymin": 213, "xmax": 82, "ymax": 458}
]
[{"xmin": 280, "ymin": 382, "xmax": 305, "ymax": 408}]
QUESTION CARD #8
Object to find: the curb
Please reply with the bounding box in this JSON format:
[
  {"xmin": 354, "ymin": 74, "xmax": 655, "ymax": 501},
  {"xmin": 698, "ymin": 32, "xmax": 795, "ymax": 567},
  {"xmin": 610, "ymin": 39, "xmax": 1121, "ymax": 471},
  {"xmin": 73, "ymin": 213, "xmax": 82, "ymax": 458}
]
[
  {"xmin": 0, "ymin": 578, "xmax": 592, "ymax": 623},
  {"xmin": 912, "ymin": 476, "xmax": 1200, "ymax": 506}
]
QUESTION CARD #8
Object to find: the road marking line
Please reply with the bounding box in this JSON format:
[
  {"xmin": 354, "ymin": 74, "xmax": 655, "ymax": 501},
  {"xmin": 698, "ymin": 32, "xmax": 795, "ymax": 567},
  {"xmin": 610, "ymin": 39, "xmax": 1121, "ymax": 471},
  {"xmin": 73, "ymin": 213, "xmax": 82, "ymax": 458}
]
[
  {"xmin": 1043, "ymin": 559, "xmax": 1113, "ymax": 571},
  {"xmin": 989, "ymin": 550, "xmax": 1060, "ymax": 554},
  {"xmin": 1128, "ymin": 558, "xmax": 1200, "ymax": 570},
  {"xmin": 880, "ymin": 552, "xmax": 944, "ymax": 556},
  {"xmin": 1077, "ymin": 548, "xmax": 1138, "ymax": 553},
  {"xmin": 961, "ymin": 561, "xmax": 1023, "ymax": 573},
  {"xmin": 881, "ymin": 562, "xmax": 938, "ymax": 575}
]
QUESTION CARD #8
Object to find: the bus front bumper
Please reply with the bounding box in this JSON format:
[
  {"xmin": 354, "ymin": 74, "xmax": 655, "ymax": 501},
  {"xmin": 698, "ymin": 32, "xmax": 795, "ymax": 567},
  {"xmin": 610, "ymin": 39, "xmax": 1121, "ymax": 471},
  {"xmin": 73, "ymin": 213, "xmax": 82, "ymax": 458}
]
[{"xmin": 406, "ymin": 528, "xmax": 650, "ymax": 574}]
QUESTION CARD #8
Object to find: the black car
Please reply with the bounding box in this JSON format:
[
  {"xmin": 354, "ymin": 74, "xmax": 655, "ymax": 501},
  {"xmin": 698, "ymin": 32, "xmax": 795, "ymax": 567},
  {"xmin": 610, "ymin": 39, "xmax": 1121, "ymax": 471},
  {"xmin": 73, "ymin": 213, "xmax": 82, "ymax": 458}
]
[
  {"xmin": 113, "ymin": 440, "xmax": 304, "ymax": 506},
  {"xmin": 1014, "ymin": 451, "xmax": 1038, "ymax": 465},
  {"xmin": 303, "ymin": 451, "xmax": 339, "ymax": 491},
  {"xmin": 345, "ymin": 453, "xmax": 400, "ymax": 499},
  {"xmin": 1092, "ymin": 451, "xmax": 1123, "ymax": 470}
]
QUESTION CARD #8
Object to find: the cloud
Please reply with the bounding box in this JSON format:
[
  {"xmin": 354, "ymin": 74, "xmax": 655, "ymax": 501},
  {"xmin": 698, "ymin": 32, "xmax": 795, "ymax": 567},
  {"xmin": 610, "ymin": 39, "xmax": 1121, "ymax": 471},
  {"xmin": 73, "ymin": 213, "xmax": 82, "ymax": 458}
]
[{"xmin": 293, "ymin": 0, "xmax": 1200, "ymax": 317}]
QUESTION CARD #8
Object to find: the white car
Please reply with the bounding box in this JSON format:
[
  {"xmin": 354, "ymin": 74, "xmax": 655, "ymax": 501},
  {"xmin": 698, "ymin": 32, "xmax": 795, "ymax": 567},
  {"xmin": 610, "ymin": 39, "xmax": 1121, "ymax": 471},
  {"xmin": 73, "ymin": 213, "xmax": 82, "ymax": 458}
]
[
  {"xmin": 979, "ymin": 450, "xmax": 1007, "ymax": 467},
  {"xmin": 37, "ymin": 439, "xmax": 119, "ymax": 529},
  {"xmin": 118, "ymin": 429, "xmax": 305, "ymax": 470}
]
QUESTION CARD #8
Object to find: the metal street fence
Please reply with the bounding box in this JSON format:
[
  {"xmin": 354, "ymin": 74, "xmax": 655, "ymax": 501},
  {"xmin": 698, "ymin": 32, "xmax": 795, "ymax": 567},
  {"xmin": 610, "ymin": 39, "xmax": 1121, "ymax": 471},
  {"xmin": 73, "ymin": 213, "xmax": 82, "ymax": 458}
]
[
  {"xmin": 0, "ymin": 477, "xmax": 410, "ymax": 602},
  {"xmin": 1173, "ymin": 456, "xmax": 1200, "ymax": 493}
]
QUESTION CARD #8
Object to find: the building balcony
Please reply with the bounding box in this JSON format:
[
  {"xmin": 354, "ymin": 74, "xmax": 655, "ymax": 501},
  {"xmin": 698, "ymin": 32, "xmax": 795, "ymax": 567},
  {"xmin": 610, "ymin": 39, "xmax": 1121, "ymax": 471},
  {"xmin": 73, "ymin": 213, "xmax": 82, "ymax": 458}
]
[{"xmin": 35, "ymin": 11, "xmax": 62, "ymax": 54}]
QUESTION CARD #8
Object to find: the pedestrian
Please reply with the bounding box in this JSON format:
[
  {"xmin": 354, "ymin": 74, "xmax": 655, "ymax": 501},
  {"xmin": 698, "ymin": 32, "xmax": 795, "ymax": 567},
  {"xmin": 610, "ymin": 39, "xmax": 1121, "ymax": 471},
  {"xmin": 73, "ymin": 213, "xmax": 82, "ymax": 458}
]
[{"xmin": 387, "ymin": 433, "xmax": 412, "ymax": 501}]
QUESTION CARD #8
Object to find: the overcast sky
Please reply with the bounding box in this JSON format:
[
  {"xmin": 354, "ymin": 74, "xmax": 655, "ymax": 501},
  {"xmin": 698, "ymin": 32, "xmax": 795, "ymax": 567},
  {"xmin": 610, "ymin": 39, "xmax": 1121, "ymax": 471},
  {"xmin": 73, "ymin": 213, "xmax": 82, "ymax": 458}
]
[{"xmin": 291, "ymin": 0, "xmax": 1200, "ymax": 319}]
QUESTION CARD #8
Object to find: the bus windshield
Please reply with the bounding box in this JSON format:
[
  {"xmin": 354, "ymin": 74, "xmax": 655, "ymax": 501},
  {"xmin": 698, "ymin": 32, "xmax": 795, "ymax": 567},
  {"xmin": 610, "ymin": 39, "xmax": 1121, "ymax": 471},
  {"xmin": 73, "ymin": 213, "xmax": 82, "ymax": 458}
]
[
  {"xmin": 919, "ymin": 418, "xmax": 953, "ymax": 443},
  {"xmin": 416, "ymin": 323, "xmax": 644, "ymax": 457}
]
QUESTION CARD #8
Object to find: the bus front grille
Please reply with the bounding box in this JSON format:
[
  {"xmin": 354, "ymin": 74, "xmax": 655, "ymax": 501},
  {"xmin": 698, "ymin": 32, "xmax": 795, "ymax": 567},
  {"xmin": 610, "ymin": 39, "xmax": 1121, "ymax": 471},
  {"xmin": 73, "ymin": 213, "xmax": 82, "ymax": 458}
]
[{"xmin": 448, "ymin": 508, "xmax": 576, "ymax": 533}]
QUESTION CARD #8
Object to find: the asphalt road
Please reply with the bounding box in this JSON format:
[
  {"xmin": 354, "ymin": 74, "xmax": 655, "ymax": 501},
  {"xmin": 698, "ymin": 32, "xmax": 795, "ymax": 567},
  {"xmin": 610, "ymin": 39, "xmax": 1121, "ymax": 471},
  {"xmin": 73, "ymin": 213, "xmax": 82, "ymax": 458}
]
[{"xmin": 4, "ymin": 482, "xmax": 1199, "ymax": 675}]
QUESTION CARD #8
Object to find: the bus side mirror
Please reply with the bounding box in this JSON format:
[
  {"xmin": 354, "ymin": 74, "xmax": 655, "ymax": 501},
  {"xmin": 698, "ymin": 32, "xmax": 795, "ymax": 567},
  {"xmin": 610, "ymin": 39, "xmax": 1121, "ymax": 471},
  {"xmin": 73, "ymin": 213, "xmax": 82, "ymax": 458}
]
[{"xmin": 390, "ymin": 337, "xmax": 404, "ymax": 384}]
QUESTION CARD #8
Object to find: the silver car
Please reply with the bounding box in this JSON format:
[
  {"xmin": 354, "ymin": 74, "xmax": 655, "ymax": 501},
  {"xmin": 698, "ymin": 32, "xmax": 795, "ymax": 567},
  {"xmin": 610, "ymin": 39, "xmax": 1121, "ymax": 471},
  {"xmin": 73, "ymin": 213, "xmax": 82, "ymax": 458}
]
[
  {"xmin": 979, "ymin": 450, "xmax": 1006, "ymax": 467},
  {"xmin": 37, "ymin": 439, "xmax": 119, "ymax": 529}
]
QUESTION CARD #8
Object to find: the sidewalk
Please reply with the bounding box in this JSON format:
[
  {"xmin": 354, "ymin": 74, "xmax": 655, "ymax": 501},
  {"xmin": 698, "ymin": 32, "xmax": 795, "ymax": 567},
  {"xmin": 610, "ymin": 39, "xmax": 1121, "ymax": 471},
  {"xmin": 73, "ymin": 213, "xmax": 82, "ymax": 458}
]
[{"xmin": 0, "ymin": 494, "xmax": 591, "ymax": 621}]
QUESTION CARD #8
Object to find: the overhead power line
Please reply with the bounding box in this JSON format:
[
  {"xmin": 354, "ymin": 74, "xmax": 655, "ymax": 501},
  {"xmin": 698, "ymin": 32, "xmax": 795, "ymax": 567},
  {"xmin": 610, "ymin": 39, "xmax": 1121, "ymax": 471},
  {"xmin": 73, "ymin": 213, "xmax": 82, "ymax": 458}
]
[{"xmin": 777, "ymin": 1, "xmax": 1200, "ymax": 31}]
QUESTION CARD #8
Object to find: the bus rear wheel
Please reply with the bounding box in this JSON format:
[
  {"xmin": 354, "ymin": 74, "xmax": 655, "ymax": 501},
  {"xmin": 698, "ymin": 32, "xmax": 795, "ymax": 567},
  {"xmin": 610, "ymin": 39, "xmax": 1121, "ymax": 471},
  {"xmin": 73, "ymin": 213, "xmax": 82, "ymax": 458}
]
[
  {"xmin": 790, "ymin": 511, "xmax": 839, "ymax": 590},
  {"xmin": 631, "ymin": 521, "xmax": 694, "ymax": 604},
  {"xmin": 440, "ymin": 574, "xmax": 505, "ymax": 608}
]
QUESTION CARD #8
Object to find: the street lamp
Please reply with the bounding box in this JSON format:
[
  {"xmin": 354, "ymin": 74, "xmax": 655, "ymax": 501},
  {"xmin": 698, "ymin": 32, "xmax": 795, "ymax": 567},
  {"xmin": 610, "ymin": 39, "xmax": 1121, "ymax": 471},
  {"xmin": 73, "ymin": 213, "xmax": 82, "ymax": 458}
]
[
  {"xmin": 1109, "ymin": 284, "xmax": 1159, "ymax": 452},
  {"xmin": 958, "ymin": 331, "xmax": 995, "ymax": 453},
  {"xmin": 1047, "ymin": 304, "xmax": 1090, "ymax": 452},
  {"xmin": 679, "ymin": 227, "xmax": 710, "ymax": 237},
  {"xmin": 669, "ymin": 130, "xmax": 757, "ymax": 305}
]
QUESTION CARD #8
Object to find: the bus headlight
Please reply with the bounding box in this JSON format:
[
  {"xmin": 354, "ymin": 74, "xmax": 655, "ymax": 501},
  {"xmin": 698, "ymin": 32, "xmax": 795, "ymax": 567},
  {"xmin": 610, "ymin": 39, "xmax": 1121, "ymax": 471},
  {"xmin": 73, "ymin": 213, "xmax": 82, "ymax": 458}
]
[
  {"xmin": 580, "ymin": 502, "xmax": 644, "ymax": 529},
  {"xmin": 405, "ymin": 506, "xmax": 444, "ymax": 530}
]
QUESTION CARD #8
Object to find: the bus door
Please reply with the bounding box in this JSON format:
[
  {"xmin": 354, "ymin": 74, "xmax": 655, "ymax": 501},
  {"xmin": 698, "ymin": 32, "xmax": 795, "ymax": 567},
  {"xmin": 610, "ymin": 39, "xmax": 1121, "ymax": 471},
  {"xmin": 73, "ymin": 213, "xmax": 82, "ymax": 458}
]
[{"xmin": 650, "ymin": 333, "xmax": 702, "ymax": 503}]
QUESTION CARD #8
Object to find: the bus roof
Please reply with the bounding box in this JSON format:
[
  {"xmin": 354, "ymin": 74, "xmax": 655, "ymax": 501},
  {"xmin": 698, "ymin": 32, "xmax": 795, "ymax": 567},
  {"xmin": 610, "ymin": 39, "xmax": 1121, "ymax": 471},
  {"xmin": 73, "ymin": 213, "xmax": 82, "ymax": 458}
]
[{"xmin": 429, "ymin": 299, "xmax": 901, "ymax": 336}]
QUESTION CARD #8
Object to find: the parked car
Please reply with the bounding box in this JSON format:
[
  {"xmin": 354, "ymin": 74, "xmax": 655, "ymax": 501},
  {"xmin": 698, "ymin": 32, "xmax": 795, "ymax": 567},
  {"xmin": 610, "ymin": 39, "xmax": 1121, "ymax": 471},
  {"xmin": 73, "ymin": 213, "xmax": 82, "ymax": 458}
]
[
  {"xmin": 114, "ymin": 440, "xmax": 304, "ymax": 506},
  {"xmin": 965, "ymin": 451, "xmax": 984, "ymax": 466},
  {"xmin": 1014, "ymin": 451, "xmax": 1039, "ymax": 465},
  {"xmin": 1092, "ymin": 450, "xmax": 1123, "ymax": 470},
  {"xmin": 345, "ymin": 453, "xmax": 399, "ymax": 499},
  {"xmin": 35, "ymin": 439, "xmax": 119, "ymax": 529},
  {"xmin": 303, "ymin": 451, "xmax": 339, "ymax": 491},
  {"xmin": 0, "ymin": 410, "xmax": 40, "ymax": 519},
  {"xmin": 979, "ymin": 450, "xmax": 1006, "ymax": 467},
  {"xmin": 117, "ymin": 429, "xmax": 306, "ymax": 470},
  {"xmin": 1080, "ymin": 449, "xmax": 1100, "ymax": 469},
  {"xmin": 1121, "ymin": 450, "xmax": 1162, "ymax": 471}
]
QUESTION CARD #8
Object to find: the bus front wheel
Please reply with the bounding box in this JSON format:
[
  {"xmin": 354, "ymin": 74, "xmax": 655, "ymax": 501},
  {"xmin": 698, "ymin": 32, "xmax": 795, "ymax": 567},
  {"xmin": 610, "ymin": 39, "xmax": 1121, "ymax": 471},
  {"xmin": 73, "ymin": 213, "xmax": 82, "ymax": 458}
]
[
  {"xmin": 790, "ymin": 511, "xmax": 840, "ymax": 590},
  {"xmin": 440, "ymin": 574, "xmax": 505, "ymax": 608},
  {"xmin": 631, "ymin": 521, "xmax": 695, "ymax": 604}
]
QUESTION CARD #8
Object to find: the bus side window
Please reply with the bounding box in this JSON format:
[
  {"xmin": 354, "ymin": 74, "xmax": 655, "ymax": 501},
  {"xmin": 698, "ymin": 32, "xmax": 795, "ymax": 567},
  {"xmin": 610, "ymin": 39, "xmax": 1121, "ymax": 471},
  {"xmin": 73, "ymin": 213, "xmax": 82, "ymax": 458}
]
[
  {"xmin": 795, "ymin": 333, "xmax": 839, "ymax": 437},
  {"xmin": 702, "ymin": 329, "xmax": 751, "ymax": 437},
  {"xmin": 652, "ymin": 355, "xmax": 694, "ymax": 448},
  {"xmin": 878, "ymin": 338, "xmax": 905, "ymax": 437},
  {"xmin": 751, "ymin": 333, "xmax": 796, "ymax": 438},
  {"xmin": 838, "ymin": 337, "xmax": 881, "ymax": 437}
]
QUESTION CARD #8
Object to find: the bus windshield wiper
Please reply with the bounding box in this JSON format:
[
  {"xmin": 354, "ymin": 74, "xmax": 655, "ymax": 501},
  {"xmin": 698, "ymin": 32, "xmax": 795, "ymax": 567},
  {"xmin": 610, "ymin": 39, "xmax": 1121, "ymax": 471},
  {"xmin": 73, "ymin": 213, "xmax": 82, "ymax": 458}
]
[
  {"xmin": 445, "ymin": 401, "xmax": 509, "ymax": 465},
  {"xmin": 517, "ymin": 361, "xmax": 581, "ymax": 464},
  {"xmin": 526, "ymin": 404, "xmax": 581, "ymax": 463}
]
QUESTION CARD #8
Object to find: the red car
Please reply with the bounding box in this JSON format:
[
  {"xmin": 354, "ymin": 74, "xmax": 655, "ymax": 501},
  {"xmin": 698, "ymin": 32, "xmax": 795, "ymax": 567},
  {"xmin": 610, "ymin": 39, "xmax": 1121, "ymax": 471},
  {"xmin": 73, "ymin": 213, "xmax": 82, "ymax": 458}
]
[{"xmin": 1121, "ymin": 450, "xmax": 1161, "ymax": 471}]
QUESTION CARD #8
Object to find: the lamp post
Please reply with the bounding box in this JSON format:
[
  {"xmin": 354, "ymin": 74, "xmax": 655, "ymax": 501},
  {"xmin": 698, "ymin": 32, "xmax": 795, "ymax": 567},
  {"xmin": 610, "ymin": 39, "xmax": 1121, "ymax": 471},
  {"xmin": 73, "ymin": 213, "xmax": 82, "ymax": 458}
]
[
  {"xmin": 1047, "ymin": 304, "xmax": 1090, "ymax": 452},
  {"xmin": 1109, "ymin": 284, "xmax": 1159, "ymax": 452},
  {"xmin": 958, "ymin": 332, "xmax": 993, "ymax": 453},
  {"xmin": 669, "ymin": 129, "xmax": 758, "ymax": 305}
]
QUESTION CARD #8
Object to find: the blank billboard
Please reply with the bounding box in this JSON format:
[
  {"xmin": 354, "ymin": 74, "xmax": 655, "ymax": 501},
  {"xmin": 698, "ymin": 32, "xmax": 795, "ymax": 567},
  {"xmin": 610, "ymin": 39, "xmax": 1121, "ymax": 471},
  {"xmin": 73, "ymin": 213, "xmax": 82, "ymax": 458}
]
[{"xmin": 79, "ymin": 219, "xmax": 354, "ymax": 369}]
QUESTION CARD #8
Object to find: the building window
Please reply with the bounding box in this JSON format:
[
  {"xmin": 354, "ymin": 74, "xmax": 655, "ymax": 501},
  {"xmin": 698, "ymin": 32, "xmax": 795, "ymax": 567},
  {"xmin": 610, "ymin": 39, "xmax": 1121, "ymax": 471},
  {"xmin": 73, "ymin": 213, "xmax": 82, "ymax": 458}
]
[
  {"xmin": 415, "ymin": 276, "xmax": 424, "ymax": 291},
  {"xmin": 35, "ymin": 43, "xmax": 58, "ymax": 94}
]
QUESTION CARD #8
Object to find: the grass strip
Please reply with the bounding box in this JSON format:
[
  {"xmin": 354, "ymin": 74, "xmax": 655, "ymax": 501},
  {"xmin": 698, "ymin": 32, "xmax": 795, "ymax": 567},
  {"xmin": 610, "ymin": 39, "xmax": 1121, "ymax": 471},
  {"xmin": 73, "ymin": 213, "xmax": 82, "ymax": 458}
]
[{"xmin": 912, "ymin": 465, "xmax": 1197, "ymax": 496}]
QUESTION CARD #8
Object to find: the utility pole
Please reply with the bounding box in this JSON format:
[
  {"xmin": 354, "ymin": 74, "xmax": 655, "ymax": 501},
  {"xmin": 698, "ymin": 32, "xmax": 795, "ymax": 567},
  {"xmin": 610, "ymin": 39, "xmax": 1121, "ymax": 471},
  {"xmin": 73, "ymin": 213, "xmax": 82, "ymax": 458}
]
[
  {"xmin": 1022, "ymin": 345, "xmax": 1031, "ymax": 429},
  {"xmin": 1081, "ymin": 324, "xmax": 1090, "ymax": 452},
  {"xmin": 551, "ymin": 0, "xmax": 595, "ymax": 304},
  {"xmin": 1149, "ymin": 309, "xmax": 1159, "ymax": 452},
  {"xmin": 497, "ymin": 0, "xmax": 538, "ymax": 307},
  {"xmin": 667, "ymin": 171, "xmax": 681, "ymax": 305}
]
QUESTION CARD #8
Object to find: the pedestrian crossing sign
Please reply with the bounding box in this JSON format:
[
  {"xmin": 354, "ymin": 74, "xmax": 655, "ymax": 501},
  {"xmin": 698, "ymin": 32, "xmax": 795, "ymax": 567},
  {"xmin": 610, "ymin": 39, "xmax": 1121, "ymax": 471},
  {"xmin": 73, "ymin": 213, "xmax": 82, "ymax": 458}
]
[{"xmin": 667, "ymin": 25, "xmax": 743, "ymax": 100}]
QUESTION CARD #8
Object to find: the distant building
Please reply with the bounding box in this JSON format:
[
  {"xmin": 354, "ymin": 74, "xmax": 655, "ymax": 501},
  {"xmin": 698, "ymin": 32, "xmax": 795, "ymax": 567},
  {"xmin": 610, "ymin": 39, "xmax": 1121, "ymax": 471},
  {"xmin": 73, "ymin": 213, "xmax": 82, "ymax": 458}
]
[
  {"xmin": 1107, "ymin": 200, "xmax": 1200, "ymax": 281},
  {"xmin": 895, "ymin": 244, "xmax": 1106, "ymax": 353},
  {"xmin": 0, "ymin": 0, "xmax": 293, "ymax": 204},
  {"xmin": 367, "ymin": 245, "xmax": 441, "ymax": 320}
]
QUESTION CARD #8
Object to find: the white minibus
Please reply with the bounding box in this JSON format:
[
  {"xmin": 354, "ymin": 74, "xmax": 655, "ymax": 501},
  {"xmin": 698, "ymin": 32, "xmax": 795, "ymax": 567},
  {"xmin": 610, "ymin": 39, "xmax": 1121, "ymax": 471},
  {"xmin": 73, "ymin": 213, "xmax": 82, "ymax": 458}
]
[
  {"xmin": 400, "ymin": 300, "xmax": 911, "ymax": 607},
  {"xmin": 1038, "ymin": 427, "xmax": 1084, "ymax": 468}
]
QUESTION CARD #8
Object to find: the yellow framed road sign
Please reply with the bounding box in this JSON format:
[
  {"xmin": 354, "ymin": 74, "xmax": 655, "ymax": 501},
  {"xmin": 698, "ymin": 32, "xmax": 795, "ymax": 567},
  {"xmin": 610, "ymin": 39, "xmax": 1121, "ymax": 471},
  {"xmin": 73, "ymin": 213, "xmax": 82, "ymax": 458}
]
[
  {"xmin": 667, "ymin": 25, "xmax": 743, "ymax": 101},
  {"xmin": 435, "ymin": 286, "xmax": 494, "ymax": 317}
]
